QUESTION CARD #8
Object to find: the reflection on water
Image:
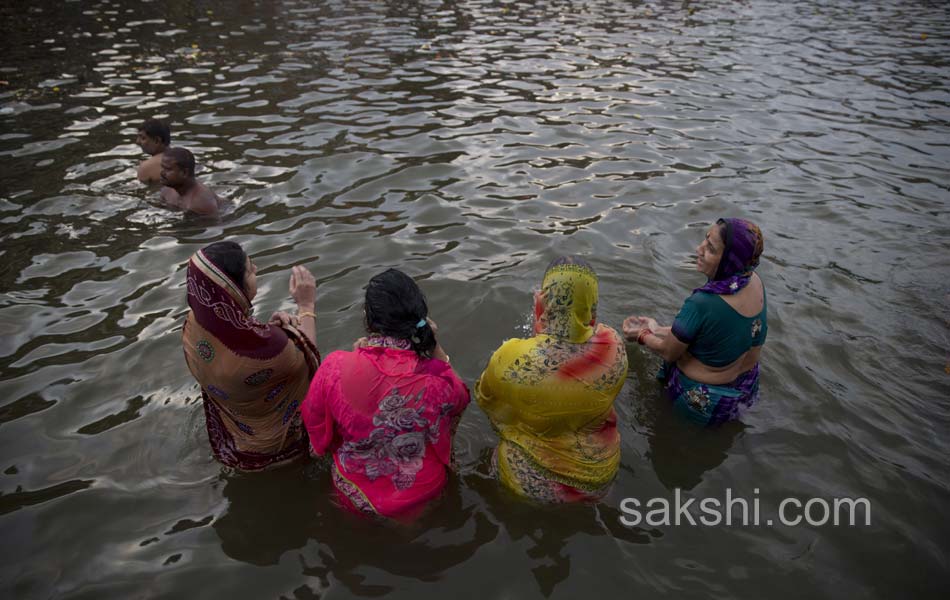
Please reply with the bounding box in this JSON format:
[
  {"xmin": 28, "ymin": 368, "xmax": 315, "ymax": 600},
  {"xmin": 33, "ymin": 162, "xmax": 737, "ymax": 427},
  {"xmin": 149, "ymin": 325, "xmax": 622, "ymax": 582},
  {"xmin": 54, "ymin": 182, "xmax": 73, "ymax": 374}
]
[
  {"xmin": 214, "ymin": 467, "xmax": 320, "ymax": 567},
  {"xmin": 1, "ymin": 0, "xmax": 949, "ymax": 597},
  {"xmin": 640, "ymin": 389, "xmax": 745, "ymax": 492}
]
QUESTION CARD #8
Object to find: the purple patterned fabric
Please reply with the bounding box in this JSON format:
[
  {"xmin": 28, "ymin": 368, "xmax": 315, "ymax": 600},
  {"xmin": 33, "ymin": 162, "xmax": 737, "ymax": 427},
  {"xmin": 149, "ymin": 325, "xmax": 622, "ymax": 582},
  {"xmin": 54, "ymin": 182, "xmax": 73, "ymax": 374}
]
[
  {"xmin": 658, "ymin": 362, "xmax": 760, "ymax": 427},
  {"xmin": 694, "ymin": 218, "xmax": 764, "ymax": 296}
]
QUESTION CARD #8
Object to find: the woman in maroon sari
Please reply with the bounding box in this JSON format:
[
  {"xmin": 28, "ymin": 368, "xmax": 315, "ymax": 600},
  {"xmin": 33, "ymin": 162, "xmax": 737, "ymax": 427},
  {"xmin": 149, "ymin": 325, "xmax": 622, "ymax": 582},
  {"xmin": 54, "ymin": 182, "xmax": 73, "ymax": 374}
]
[{"xmin": 182, "ymin": 241, "xmax": 320, "ymax": 470}]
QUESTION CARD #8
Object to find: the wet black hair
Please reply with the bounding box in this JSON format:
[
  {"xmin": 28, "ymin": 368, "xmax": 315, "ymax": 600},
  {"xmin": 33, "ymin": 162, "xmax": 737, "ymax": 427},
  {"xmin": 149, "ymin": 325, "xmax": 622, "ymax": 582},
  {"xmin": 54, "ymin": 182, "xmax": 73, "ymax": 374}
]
[
  {"xmin": 202, "ymin": 241, "xmax": 246, "ymax": 288},
  {"xmin": 166, "ymin": 146, "xmax": 196, "ymax": 177},
  {"xmin": 364, "ymin": 268, "xmax": 436, "ymax": 358},
  {"xmin": 139, "ymin": 118, "xmax": 171, "ymax": 146}
]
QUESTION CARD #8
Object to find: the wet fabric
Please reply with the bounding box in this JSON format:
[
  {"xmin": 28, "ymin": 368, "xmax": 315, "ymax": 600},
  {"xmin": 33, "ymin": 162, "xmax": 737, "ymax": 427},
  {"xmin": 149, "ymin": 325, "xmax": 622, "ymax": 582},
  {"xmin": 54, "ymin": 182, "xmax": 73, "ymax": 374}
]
[
  {"xmin": 476, "ymin": 262, "xmax": 628, "ymax": 502},
  {"xmin": 658, "ymin": 362, "xmax": 760, "ymax": 427},
  {"xmin": 182, "ymin": 249, "xmax": 319, "ymax": 471},
  {"xmin": 301, "ymin": 342, "xmax": 470, "ymax": 519},
  {"xmin": 671, "ymin": 288, "xmax": 768, "ymax": 367}
]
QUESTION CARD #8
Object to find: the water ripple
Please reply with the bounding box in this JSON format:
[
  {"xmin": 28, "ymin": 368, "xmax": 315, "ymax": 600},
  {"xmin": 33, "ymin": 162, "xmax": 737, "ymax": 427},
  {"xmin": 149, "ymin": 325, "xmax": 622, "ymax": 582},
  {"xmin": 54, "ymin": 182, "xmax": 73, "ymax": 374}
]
[{"xmin": 1, "ymin": 0, "xmax": 949, "ymax": 597}]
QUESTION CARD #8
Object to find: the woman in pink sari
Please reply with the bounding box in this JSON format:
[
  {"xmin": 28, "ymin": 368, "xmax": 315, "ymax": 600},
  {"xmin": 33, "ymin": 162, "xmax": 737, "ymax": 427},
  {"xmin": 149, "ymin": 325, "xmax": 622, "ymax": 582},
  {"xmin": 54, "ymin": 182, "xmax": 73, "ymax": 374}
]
[{"xmin": 301, "ymin": 269, "xmax": 470, "ymax": 519}]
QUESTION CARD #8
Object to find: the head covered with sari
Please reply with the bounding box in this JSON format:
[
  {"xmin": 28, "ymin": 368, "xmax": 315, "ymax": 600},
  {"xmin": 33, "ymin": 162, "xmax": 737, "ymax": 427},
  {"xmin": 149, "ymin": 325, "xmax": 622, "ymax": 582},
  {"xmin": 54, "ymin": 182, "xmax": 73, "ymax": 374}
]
[
  {"xmin": 695, "ymin": 217, "xmax": 764, "ymax": 295},
  {"xmin": 183, "ymin": 242, "xmax": 319, "ymax": 471},
  {"xmin": 533, "ymin": 256, "xmax": 599, "ymax": 343},
  {"xmin": 477, "ymin": 256, "xmax": 628, "ymax": 501}
]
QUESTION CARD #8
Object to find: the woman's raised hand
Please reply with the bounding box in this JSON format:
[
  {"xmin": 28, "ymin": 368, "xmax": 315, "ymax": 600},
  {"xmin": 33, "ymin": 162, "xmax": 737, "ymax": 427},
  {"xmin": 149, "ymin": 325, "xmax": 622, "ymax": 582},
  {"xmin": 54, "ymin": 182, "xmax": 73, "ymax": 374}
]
[{"xmin": 290, "ymin": 265, "xmax": 316, "ymax": 308}]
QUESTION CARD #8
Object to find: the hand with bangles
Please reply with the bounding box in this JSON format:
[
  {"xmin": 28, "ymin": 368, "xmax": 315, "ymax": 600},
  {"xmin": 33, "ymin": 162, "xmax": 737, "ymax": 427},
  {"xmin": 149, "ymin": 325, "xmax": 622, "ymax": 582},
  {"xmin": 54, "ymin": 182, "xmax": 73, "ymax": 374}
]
[
  {"xmin": 268, "ymin": 265, "xmax": 317, "ymax": 349},
  {"xmin": 290, "ymin": 265, "xmax": 316, "ymax": 308},
  {"xmin": 268, "ymin": 266, "xmax": 317, "ymax": 326},
  {"xmin": 622, "ymin": 316, "xmax": 658, "ymax": 343}
]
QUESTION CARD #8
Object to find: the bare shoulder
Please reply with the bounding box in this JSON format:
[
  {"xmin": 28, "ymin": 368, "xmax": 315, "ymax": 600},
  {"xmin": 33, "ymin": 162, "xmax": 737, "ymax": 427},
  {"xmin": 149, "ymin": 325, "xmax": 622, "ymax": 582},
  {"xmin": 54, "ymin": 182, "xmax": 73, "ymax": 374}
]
[
  {"xmin": 160, "ymin": 186, "xmax": 180, "ymax": 204},
  {"xmin": 138, "ymin": 155, "xmax": 161, "ymax": 183},
  {"xmin": 750, "ymin": 272, "xmax": 765, "ymax": 297},
  {"xmin": 196, "ymin": 181, "xmax": 224, "ymax": 204},
  {"xmin": 186, "ymin": 183, "xmax": 221, "ymax": 216},
  {"xmin": 730, "ymin": 273, "xmax": 765, "ymax": 315}
]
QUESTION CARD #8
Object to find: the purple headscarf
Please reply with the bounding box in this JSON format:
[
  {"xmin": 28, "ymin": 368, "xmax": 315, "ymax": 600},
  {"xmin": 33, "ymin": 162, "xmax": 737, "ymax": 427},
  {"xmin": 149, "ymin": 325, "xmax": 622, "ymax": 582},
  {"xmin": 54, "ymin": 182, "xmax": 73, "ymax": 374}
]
[{"xmin": 694, "ymin": 218, "xmax": 764, "ymax": 295}]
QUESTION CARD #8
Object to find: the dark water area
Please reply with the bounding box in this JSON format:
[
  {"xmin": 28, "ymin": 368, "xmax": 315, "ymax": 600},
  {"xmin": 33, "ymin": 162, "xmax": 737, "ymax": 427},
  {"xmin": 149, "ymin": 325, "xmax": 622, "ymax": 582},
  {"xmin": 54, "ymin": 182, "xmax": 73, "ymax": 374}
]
[{"xmin": 1, "ymin": 0, "xmax": 949, "ymax": 597}]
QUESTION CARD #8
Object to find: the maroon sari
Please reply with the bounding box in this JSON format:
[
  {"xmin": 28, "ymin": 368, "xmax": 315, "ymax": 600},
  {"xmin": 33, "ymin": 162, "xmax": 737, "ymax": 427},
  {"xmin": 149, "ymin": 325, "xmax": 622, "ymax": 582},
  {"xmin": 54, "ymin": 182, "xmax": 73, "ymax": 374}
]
[{"xmin": 182, "ymin": 249, "xmax": 319, "ymax": 471}]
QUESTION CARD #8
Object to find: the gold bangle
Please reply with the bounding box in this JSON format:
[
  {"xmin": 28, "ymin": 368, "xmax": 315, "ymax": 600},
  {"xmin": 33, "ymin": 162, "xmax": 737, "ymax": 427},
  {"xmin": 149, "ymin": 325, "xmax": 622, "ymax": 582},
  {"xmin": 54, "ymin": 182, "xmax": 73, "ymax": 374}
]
[{"xmin": 298, "ymin": 311, "xmax": 316, "ymax": 319}]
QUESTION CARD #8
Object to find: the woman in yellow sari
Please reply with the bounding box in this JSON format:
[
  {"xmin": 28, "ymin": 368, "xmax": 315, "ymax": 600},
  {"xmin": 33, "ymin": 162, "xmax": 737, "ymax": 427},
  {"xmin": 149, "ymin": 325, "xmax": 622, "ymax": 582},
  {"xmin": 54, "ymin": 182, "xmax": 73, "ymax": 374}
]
[{"xmin": 476, "ymin": 256, "xmax": 628, "ymax": 502}]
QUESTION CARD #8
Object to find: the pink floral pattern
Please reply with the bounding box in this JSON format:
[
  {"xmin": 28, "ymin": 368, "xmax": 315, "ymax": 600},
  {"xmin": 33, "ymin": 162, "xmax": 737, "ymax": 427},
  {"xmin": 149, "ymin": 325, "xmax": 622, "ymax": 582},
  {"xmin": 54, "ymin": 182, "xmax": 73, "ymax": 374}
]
[{"xmin": 302, "ymin": 347, "xmax": 470, "ymax": 517}]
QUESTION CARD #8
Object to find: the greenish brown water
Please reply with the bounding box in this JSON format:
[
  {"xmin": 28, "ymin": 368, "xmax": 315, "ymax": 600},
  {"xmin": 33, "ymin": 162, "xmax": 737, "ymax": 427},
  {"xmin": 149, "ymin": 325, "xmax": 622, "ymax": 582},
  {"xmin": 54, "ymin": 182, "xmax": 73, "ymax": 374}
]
[{"xmin": 1, "ymin": 0, "xmax": 949, "ymax": 598}]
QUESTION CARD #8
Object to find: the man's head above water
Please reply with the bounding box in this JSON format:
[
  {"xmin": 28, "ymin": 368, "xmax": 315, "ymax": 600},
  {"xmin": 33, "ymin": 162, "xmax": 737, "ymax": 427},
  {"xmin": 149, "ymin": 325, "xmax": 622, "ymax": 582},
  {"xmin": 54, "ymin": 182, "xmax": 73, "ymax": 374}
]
[
  {"xmin": 136, "ymin": 118, "xmax": 171, "ymax": 155},
  {"xmin": 160, "ymin": 146, "xmax": 196, "ymax": 188}
]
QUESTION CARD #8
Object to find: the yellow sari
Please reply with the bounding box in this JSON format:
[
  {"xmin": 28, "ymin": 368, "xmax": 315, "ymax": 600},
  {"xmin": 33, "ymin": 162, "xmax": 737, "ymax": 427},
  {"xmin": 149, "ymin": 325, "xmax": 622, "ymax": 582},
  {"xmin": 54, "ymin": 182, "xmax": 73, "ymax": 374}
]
[{"xmin": 476, "ymin": 261, "xmax": 628, "ymax": 502}]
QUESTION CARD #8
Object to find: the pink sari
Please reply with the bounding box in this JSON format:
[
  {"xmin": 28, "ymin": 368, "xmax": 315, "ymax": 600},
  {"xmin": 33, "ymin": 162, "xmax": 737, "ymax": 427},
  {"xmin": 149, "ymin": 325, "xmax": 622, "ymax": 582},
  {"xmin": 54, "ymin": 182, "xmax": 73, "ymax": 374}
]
[{"xmin": 302, "ymin": 341, "xmax": 469, "ymax": 518}]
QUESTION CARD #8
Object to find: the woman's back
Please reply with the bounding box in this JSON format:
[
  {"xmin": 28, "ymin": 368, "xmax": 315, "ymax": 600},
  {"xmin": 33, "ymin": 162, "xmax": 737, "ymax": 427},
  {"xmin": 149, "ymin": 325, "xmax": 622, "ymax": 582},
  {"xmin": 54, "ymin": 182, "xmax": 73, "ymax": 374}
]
[
  {"xmin": 304, "ymin": 345, "xmax": 469, "ymax": 517},
  {"xmin": 477, "ymin": 256, "xmax": 629, "ymax": 502}
]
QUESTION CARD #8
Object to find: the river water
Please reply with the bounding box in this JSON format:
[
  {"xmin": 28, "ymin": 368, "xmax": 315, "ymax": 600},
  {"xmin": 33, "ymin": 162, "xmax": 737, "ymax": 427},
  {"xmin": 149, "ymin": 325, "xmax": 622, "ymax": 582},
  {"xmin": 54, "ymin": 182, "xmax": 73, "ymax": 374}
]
[{"xmin": 1, "ymin": 0, "xmax": 948, "ymax": 597}]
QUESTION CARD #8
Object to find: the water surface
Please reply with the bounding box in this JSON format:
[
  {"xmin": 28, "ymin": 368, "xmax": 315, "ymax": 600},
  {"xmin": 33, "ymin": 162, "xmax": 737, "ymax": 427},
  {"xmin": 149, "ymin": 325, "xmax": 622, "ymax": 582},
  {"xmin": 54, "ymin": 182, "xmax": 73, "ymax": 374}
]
[{"xmin": 1, "ymin": 0, "xmax": 949, "ymax": 598}]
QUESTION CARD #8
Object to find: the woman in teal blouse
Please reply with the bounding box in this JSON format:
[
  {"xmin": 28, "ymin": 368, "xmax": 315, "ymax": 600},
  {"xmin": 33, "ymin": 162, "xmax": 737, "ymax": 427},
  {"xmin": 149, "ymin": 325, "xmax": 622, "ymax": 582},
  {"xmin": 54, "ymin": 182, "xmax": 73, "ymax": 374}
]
[{"xmin": 623, "ymin": 218, "xmax": 767, "ymax": 426}]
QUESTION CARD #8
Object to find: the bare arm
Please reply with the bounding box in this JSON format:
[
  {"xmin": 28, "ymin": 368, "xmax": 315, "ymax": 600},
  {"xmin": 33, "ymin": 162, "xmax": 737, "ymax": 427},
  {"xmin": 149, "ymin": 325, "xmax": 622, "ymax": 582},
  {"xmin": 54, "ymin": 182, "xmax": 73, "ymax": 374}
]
[
  {"xmin": 426, "ymin": 318, "xmax": 454, "ymax": 369},
  {"xmin": 433, "ymin": 342, "xmax": 451, "ymax": 364},
  {"xmin": 290, "ymin": 265, "xmax": 317, "ymax": 347}
]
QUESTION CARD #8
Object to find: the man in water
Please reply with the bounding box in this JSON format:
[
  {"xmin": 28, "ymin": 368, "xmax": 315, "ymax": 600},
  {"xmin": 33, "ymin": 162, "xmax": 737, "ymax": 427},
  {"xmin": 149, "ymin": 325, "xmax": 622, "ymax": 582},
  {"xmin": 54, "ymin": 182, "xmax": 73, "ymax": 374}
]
[
  {"xmin": 159, "ymin": 147, "xmax": 223, "ymax": 216},
  {"xmin": 136, "ymin": 118, "xmax": 170, "ymax": 183}
]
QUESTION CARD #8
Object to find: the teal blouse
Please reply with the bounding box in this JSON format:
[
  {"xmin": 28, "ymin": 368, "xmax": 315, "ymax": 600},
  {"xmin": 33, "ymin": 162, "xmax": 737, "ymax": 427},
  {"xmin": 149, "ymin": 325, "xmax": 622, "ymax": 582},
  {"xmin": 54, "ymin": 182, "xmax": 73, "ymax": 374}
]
[{"xmin": 670, "ymin": 288, "xmax": 768, "ymax": 367}]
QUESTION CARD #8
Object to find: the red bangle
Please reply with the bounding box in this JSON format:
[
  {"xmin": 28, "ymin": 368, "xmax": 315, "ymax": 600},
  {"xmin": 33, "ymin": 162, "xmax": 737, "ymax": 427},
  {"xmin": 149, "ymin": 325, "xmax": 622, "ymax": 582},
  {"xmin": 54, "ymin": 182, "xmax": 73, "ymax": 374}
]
[{"xmin": 637, "ymin": 329, "xmax": 653, "ymax": 345}]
